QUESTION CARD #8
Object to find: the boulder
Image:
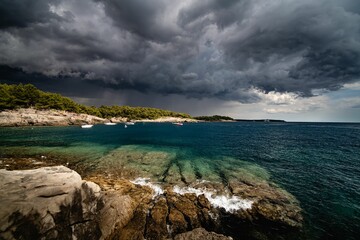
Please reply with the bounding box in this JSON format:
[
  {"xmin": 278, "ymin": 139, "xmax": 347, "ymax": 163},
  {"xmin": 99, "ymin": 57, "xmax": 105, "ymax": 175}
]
[
  {"xmin": 172, "ymin": 228, "xmax": 232, "ymax": 240},
  {"xmin": 146, "ymin": 197, "xmax": 169, "ymax": 239},
  {"xmin": 99, "ymin": 192, "xmax": 136, "ymax": 240},
  {"xmin": 167, "ymin": 192, "xmax": 201, "ymax": 229},
  {"xmin": 0, "ymin": 166, "xmax": 138, "ymax": 240},
  {"xmin": 117, "ymin": 204, "xmax": 148, "ymax": 240},
  {"xmin": 168, "ymin": 207, "xmax": 188, "ymax": 235},
  {"xmin": 0, "ymin": 166, "xmax": 103, "ymax": 239}
]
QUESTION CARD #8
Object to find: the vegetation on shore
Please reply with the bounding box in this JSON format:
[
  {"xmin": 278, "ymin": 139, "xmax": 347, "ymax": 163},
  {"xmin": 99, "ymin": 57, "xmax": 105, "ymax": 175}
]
[
  {"xmin": 0, "ymin": 83, "xmax": 191, "ymax": 120},
  {"xmin": 194, "ymin": 115, "xmax": 234, "ymax": 121}
]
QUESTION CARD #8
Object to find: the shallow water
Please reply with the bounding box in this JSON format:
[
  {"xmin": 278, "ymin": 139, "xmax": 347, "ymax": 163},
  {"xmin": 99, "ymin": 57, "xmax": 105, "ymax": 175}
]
[{"xmin": 0, "ymin": 122, "xmax": 359, "ymax": 239}]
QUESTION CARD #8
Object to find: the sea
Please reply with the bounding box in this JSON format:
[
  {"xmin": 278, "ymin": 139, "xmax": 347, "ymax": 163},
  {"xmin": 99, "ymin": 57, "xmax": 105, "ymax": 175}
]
[{"xmin": 0, "ymin": 122, "xmax": 359, "ymax": 240}]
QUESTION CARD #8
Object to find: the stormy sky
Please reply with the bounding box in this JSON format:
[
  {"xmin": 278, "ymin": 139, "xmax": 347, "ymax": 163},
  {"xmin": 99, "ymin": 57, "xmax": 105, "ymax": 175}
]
[{"xmin": 0, "ymin": 0, "xmax": 360, "ymax": 121}]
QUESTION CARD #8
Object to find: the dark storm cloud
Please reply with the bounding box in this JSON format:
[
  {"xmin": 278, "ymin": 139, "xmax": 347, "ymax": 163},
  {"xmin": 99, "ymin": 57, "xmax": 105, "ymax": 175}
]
[
  {"xmin": 0, "ymin": 0, "xmax": 360, "ymax": 103},
  {"xmin": 98, "ymin": 0, "xmax": 179, "ymax": 42},
  {"xmin": 211, "ymin": 0, "xmax": 360, "ymax": 96},
  {"xmin": 0, "ymin": 65, "xmax": 106, "ymax": 99},
  {"xmin": 0, "ymin": 0, "xmax": 62, "ymax": 29}
]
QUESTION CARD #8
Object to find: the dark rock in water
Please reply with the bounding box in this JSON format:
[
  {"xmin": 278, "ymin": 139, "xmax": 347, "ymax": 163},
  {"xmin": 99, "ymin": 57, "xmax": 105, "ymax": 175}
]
[
  {"xmin": 227, "ymin": 180, "xmax": 303, "ymax": 229},
  {"xmin": 171, "ymin": 228, "xmax": 232, "ymax": 240},
  {"xmin": 198, "ymin": 194, "xmax": 211, "ymax": 209}
]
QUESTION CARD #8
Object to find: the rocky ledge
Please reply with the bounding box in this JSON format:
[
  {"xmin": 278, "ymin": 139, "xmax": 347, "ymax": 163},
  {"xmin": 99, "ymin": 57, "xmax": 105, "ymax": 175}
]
[
  {"xmin": 0, "ymin": 166, "xmax": 303, "ymax": 240},
  {"xmin": 0, "ymin": 108, "xmax": 110, "ymax": 127}
]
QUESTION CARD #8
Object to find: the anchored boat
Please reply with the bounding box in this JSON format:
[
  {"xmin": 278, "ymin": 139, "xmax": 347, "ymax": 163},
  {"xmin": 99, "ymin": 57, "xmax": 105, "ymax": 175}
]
[{"xmin": 81, "ymin": 124, "xmax": 93, "ymax": 128}]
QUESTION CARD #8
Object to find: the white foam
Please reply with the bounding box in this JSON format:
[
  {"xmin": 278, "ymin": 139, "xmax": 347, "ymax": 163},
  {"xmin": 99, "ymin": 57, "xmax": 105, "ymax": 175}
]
[
  {"xmin": 173, "ymin": 186, "xmax": 253, "ymax": 212},
  {"xmin": 166, "ymin": 224, "xmax": 172, "ymax": 235},
  {"xmin": 131, "ymin": 178, "xmax": 164, "ymax": 198}
]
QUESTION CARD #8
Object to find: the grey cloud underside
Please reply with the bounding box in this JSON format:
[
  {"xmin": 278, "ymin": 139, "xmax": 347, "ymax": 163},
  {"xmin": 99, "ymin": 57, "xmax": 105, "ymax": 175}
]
[
  {"xmin": 0, "ymin": 0, "xmax": 360, "ymax": 102},
  {"xmin": 0, "ymin": 0, "xmax": 62, "ymax": 28}
]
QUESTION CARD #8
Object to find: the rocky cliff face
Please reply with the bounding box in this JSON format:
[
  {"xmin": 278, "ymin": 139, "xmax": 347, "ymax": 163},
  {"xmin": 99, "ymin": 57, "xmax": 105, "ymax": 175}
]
[{"xmin": 0, "ymin": 166, "xmax": 303, "ymax": 240}]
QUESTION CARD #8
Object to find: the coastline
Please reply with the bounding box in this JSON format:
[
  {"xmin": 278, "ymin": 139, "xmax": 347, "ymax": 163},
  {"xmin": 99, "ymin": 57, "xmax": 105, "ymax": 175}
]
[
  {"xmin": 0, "ymin": 156, "xmax": 303, "ymax": 240},
  {"xmin": 134, "ymin": 117, "xmax": 198, "ymax": 123},
  {"xmin": 0, "ymin": 108, "xmax": 197, "ymax": 127}
]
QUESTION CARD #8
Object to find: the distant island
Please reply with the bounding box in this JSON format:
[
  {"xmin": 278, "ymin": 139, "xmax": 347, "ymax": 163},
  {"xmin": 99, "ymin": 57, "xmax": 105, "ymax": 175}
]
[
  {"xmin": 194, "ymin": 115, "xmax": 234, "ymax": 121},
  {"xmin": 236, "ymin": 119, "xmax": 286, "ymax": 123}
]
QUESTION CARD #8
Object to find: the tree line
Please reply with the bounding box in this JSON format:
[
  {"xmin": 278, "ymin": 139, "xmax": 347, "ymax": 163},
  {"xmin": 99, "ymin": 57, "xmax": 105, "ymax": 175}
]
[
  {"xmin": 194, "ymin": 115, "xmax": 234, "ymax": 121},
  {"xmin": 0, "ymin": 83, "xmax": 191, "ymax": 120}
]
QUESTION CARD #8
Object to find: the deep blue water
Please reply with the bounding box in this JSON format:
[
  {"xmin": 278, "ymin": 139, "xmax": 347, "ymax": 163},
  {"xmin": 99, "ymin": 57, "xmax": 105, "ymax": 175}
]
[{"xmin": 1, "ymin": 122, "xmax": 359, "ymax": 239}]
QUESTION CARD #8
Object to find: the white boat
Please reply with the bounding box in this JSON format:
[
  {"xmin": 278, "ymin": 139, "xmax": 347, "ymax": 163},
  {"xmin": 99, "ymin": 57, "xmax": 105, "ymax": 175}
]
[
  {"xmin": 125, "ymin": 122, "xmax": 135, "ymax": 125},
  {"xmin": 81, "ymin": 124, "xmax": 93, "ymax": 128},
  {"xmin": 104, "ymin": 122, "xmax": 117, "ymax": 125},
  {"xmin": 124, "ymin": 125, "xmax": 128, "ymax": 128},
  {"xmin": 172, "ymin": 122, "xmax": 183, "ymax": 126}
]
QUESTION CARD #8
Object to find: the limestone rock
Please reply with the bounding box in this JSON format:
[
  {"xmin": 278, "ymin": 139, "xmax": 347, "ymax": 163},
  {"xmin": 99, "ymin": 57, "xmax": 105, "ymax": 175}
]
[
  {"xmin": 198, "ymin": 194, "xmax": 211, "ymax": 209},
  {"xmin": 168, "ymin": 207, "xmax": 188, "ymax": 235},
  {"xmin": 0, "ymin": 166, "xmax": 103, "ymax": 239},
  {"xmin": 99, "ymin": 192, "xmax": 136, "ymax": 240},
  {"xmin": 167, "ymin": 192, "xmax": 201, "ymax": 229},
  {"xmin": 118, "ymin": 204, "xmax": 148, "ymax": 240},
  {"xmin": 146, "ymin": 197, "xmax": 169, "ymax": 240},
  {"xmin": 0, "ymin": 108, "xmax": 107, "ymax": 127},
  {"xmin": 172, "ymin": 228, "xmax": 232, "ymax": 240},
  {"xmin": 0, "ymin": 165, "xmax": 304, "ymax": 240},
  {"xmin": 0, "ymin": 166, "xmax": 141, "ymax": 240},
  {"xmin": 228, "ymin": 180, "xmax": 303, "ymax": 228}
]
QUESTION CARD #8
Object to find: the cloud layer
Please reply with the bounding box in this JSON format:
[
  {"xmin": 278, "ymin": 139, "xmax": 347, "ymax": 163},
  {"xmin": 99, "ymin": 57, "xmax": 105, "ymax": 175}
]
[{"xmin": 0, "ymin": 0, "xmax": 360, "ymax": 103}]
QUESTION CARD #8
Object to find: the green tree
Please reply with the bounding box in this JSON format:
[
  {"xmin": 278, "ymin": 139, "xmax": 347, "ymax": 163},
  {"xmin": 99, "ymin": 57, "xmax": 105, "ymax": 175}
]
[{"xmin": 0, "ymin": 83, "xmax": 194, "ymax": 120}]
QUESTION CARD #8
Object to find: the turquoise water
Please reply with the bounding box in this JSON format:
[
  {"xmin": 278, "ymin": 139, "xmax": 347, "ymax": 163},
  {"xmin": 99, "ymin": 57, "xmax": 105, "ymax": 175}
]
[{"xmin": 1, "ymin": 122, "xmax": 359, "ymax": 239}]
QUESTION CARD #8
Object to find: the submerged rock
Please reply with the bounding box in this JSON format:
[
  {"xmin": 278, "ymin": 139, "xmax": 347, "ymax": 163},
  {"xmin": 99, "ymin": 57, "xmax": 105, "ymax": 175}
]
[{"xmin": 95, "ymin": 146, "xmax": 176, "ymax": 181}]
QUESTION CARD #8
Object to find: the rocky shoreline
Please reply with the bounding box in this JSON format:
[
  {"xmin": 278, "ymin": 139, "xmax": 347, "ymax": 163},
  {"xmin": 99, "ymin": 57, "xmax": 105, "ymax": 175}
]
[
  {"xmin": 0, "ymin": 158, "xmax": 303, "ymax": 240},
  {"xmin": 0, "ymin": 108, "xmax": 197, "ymax": 127}
]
